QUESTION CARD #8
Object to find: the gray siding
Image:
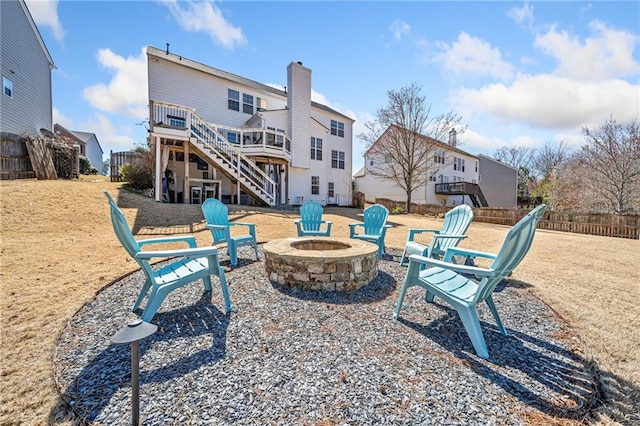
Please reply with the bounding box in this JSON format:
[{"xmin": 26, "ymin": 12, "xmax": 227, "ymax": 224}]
[
  {"xmin": 478, "ymin": 154, "xmax": 517, "ymax": 208},
  {"xmin": 0, "ymin": 0, "xmax": 53, "ymax": 136}
]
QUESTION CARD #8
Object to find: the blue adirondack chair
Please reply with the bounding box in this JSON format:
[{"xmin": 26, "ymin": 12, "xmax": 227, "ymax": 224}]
[
  {"xmin": 400, "ymin": 204, "xmax": 474, "ymax": 266},
  {"xmin": 103, "ymin": 191, "xmax": 231, "ymax": 322},
  {"xmin": 295, "ymin": 201, "xmax": 332, "ymax": 236},
  {"xmin": 201, "ymin": 198, "xmax": 259, "ymax": 267},
  {"xmin": 349, "ymin": 204, "xmax": 390, "ymax": 259},
  {"xmin": 393, "ymin": 204, "xmax": 547, "ymax": 359}
]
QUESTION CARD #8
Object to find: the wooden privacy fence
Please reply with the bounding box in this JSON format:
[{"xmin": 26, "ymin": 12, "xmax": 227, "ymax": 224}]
[
  {"xmin": 1, "ymin": 134, "xmax": 78, "ymax": 180},
  {"xmin": 110, "ymin": 151, "xmax": 145, "ymax": 182},
  {"xmin": 375, "ymin": 198, "xmax": 640, "ymax": 240}
]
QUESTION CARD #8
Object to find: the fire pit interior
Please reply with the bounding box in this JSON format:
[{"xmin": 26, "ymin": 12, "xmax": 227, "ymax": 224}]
[{"xmin": 263, "ymin": 237, "xmax": 378, "ymax": 291}]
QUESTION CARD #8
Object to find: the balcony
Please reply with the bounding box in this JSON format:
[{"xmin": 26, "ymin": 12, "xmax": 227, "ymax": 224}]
[{"xmin": 435, "ymin": 182, "xmax": 488, "ymax": 207}]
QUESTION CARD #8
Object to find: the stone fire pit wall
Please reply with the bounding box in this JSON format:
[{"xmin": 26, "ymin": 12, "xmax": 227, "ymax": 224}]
[{"xmin": 263, "ymin": 237, "xmax": 378, "ymax": 291}]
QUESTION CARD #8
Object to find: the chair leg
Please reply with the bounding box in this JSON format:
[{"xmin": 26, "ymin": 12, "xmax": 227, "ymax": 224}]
[
  {"xmin": 424, "ymin": 290, "xmax": 435, "ymax": 303},
  {"xmin": 140, "ymin": 286, "xmax": 168, "ymax": 323},
  {"xmin": 399, "ymin": 247, "xmax": 408, "ymax": 265},
  {"xmin": 203, "ymin": 275, "xmax": 212, "ymax": 291},
  {"xmin": 217, "ymin": 267, "xmax": 232, "ymax": 314},
  {"xmin": 485, "ymin": 295, "xmax": 507, "ymax": 336},
  {"xmin": 393, "ymin": 281, "xmax": 412, "ymax": 319},
  {"xmin": 133, "ymin": 278, "xmax": 152, "ymax": 311},
  {"xmin": 377, "ymin": 241, "xmax": 384, "ymax": 259},
  {"xmin": 252, "ymin": 241, "xmax": 259, "ymax": 260},
  {"xmin": 457, "ymin": 307, "xmax": 489, "ymax": 359},
  {"xmin": 228, "ymin": 241, "xmax": 238, "ymax": 266}
]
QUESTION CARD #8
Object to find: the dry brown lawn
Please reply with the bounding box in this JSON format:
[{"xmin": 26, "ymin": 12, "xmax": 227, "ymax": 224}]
[{"xmin": 1, "ymin": 176, "xmax": 638, "ymax": 425}]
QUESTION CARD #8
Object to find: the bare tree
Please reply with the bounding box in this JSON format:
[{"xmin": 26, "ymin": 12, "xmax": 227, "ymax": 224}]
[
  {"xmin": 533, "ymin": 141, "xmax": 571, "ymax": 180},
  {"xmin": 493, "ymin": 146, "xmax": 535, "ymax": 170},
  {"xmin": 579, "ymin": 117, "xmax": 640, "ymax": 214},
  {"xmin": 358, "ymin": 83, "xmax": 465, "ymax": 212}
]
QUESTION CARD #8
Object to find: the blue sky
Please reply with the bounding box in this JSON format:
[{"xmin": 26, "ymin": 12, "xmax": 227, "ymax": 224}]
[{"xmin": 26, "ymin": 0, "xmax": 640, "ymax": 171}]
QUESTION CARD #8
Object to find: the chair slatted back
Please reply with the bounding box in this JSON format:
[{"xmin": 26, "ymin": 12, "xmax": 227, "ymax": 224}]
[
  {"xmin": 299, "ymin": 201, "xmax": 324, "ymax": 232},
  {"xmin": 201, "ymin": 198, "xmax": 231, "ymax": 244},
  {"xmin": 437, "ymin": 205, "xmax": 474, "ymax": 253},
  {"xmin": 362, "ymin": 204, "xmax": 389, "ymax": 235},
  {"xmin": 473, "ymin": 204, "xmax": 547, "ymax": 304}
]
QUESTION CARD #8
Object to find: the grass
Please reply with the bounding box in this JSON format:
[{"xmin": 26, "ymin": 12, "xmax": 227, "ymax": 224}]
[{"xmin": 0, "ymin": 176, "xmax": 638, "ymax": 425}]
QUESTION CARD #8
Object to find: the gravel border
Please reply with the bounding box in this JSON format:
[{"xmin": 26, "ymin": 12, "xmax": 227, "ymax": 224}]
[{"xmin": 54, "ymin": 247, "xmax": 597, "ymax": 425}]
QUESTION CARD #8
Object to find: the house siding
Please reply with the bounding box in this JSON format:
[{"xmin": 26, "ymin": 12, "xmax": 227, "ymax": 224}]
[
  {"xmin": 0, "ymin": 0, "xmax": 53, "ymax": 136},
  {"xmin": 478, "ymin": 154, "xmax": 517, "ymax": 208},
  {"xmin": 148, "ymin": 47, "xmax": 354, "ymax": 207},
  {"xmin": 355, "ymin": 143, "xmax": 478, "ymax": 206}
]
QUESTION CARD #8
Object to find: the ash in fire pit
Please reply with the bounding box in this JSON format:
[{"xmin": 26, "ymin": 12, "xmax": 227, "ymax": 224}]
[{"xmin": 263, "ymin": 237, "xmax": 378, "ymax": 291}]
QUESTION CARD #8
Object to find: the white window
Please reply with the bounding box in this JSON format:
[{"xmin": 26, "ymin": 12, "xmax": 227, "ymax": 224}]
[
  {"xmin": 3, "ymin": 77, "xmax": 13, "ymax": 98},
  {"xmin": 454, "ymin": 157, "xmax": 465, "ymax": 172},
  {"xmin": 227, "ymin": 131, "xmax": 239, "ymax": 144},
  {"xmin": 311, "ymin": 137, "xmax": 323, "ymax": 160},
  {"xmin": 429, "ymin": 173, "xmax": 436, "ymax": 182},
  {"xmin": 475, "ymin": 161, "xmax": 478, "ymax": 172},
  {"xmin": 331, "ymin": 150, "xmax": 345, "ymax": 169},
  {"xmin": 331, "ymin": 120, "xmax": 345, "ymax": 137},
  {"xmin": 228, "ymin": 89, "xmax": 239, "ymax": 111},
  {"xmin": 243, "ymin": 93, "xmax": 254, "ymax": 114},
  {"xmin": 328, "ymin": 182, "xmax": 334, "ymax": 198},
  {"xmin": 311, "ymin": 176, "xmax": 320, "ymax": 195},
  {"xmin": 434, "ymin": 149, "xmax": 445, "ymax": 164}
]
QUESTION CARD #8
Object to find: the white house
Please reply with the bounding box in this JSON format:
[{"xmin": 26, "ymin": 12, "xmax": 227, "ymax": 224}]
[
  {"xmin": 72, "ymin": 131, "xmax": 104, "ymax": 173},
  {"xmin": 147, "ymin": 46, "xmax": 354, "ymax": 207},
  {"xmin": 0, "ymin": 0, "xmax": 56, "ymax": 138},
  {"xmin": 354, "ymin": 126, "xmax": 488, "ymax": 207}
]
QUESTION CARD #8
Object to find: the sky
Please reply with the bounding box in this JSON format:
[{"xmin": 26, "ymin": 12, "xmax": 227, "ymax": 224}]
[{"xmin": 25, "ymin": 0, "xmax": 640, "ymax": 171}]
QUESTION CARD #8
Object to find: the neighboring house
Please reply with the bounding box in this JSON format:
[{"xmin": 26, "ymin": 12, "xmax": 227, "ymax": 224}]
[
  {"xmin": 72, "ymin": 130, "xmax": 104, "ymax": 173},
  {"xmin": 0, "ymin": 0, "xmax": 55, "ymax": 138},
  {"xmin": 354, "ymin": 126, "xmax": 488, "ymax": 207},
  {"xmin": 147, "ymin": 46, "xmax": 354, "ymax": 206},
  {"xmin": 478, "ymin": 154, "xmax": 517, "ymax": 209},
  {"xmin": 54, "ymin": 124, "xmax": 86, "ymax": 156}
]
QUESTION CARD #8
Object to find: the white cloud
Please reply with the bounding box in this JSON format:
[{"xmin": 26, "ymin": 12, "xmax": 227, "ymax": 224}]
[
  {"xmin": 81, "ymin": 113, "xmax": 138, "ymax": 153},
  {"xmin": 52, "ymin": 108, "xmax": 73, "ymax": 129},
  {"xmin": 507, "ymin": 3, "xmax": 534, "ymax": 29},
  {"xmin": 390, "ymin": 20, "xmax": 411, "ymax": 41},
  {"xmin": 534, "ymin": 21, "xmax": 640, "ymax": 81},
  {"xmin": 24, "ymin": 0, "xmax": 65, "ymax": 41},
  {"xmin": 434, "ymin": 32, "xmax": 515, "ymax": 81},
  {"xmin": 83, "ymin": 47, "xmax": 148, "ymax": 119},
  {"xmin": 161, "ymin": 0, "xmax": 246, "ymax": 50},
  {"xmin": 452, "ymin": 74, "xmax": 640, "ymax": 130}
]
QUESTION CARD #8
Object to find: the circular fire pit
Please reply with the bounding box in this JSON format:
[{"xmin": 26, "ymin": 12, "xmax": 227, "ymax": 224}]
[{"xmin": 263, "ymin": 237, "xmax": 378, "ymax": 291}]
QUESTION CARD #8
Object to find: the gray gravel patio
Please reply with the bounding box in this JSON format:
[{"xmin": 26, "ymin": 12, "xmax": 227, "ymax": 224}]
[{"xmin": 54, "ymin": 247, "xmax": 598, "ymax": 425}]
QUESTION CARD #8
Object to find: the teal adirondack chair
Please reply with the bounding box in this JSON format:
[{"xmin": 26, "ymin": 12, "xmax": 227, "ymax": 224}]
[
  {"xmin": 103, "ymin": 191, "xmax": 231, "ymax": 322},
  {"xmin": 400, "ymin": 204, "xmax": 474, "ymax": 266},
  {"xmin": 394, "ymin": 204, "xmax": 547, "ymax": 359},
  {"xmin": 295, "ymin": 201, "xmax": 332, "ymax": 236},
  {"xmin": 349, "ymin": 204, "xmax": 390, "ymax": 259},
  {"xmin": 201, "ymin": 198, "xmax": 259, "ymax": 267}
]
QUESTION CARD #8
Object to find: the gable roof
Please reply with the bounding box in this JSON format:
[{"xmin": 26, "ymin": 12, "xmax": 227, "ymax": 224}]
[
  {"xmin": 147, "ymin": 45, "xmax": 353, "ymax": 122},
  {"xmin": 364, "ymin": 124, "xmax": 478, "ymax": 160},
  {"xmin": 19, "ymin": 0, "xmax": 56, "ymax": 69},
  {"xmin": 54, "ymin": 124, "xmax": 85, "ymax": 146},
  {"xmin": 72, "ymin": 130, "xmax": 104, "ymax": 154}
]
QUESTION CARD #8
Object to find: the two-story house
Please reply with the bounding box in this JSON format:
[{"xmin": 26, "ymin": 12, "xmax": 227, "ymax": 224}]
[
  {"xmin": 0, "ymin": 0, "xmax": 55, "ymax": 139},
  {"xmin": 54, "ymin": 124, "xmax": 104, "ymax": 173},
  {"xmin": 354, "ymin": 126, "xmax": 490, "ymax": 207},
  {"xmin": 147, "ymin": 46, "xmax": 354, "ymax": 206}
]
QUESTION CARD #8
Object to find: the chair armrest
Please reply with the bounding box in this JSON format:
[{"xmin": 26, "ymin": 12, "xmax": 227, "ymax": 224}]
[
  {"xmin": 135, "ymin": 245, "xmax": 219, "ymax": 260},
  {"xmin": 407, "ymin": 228, "xmax": 438, "ymax": 241},
  {"xmin": 431, "ymin": 234, "xmax": 467, "ymax": 241},
  {"xmin": 206, "ymin": 224, "xmax": 229, "ymax": 231},
  {"xmin": 230, "ymin": 222, "xmax": 255, "ymax": 228},
  {"xmin": 137, "ymin": 236, "xmax": 197, "ymax": 248},
  {"xmin": 349, "ymin": 223, "xmax": 363, "ymax": 237},
  {"xmin": 407, "ymin": 254, "xmax": 496, "ymax": 278},
  {"xmin": 442, "ymin": 247, "xmax": 497, "ymax": 263}
]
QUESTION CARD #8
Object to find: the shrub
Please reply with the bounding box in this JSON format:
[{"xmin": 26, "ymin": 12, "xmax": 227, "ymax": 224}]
[
  {"xmin": 391, "ymin": 206, "xmax": 406, "ymax": 214},
  {"xmin": 119, "ymin": 163, "xmax": 153, "ymax": 189},
  {"xmin": 79, "ymin": 156, "xmax": 92, "ymax": 175}
]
